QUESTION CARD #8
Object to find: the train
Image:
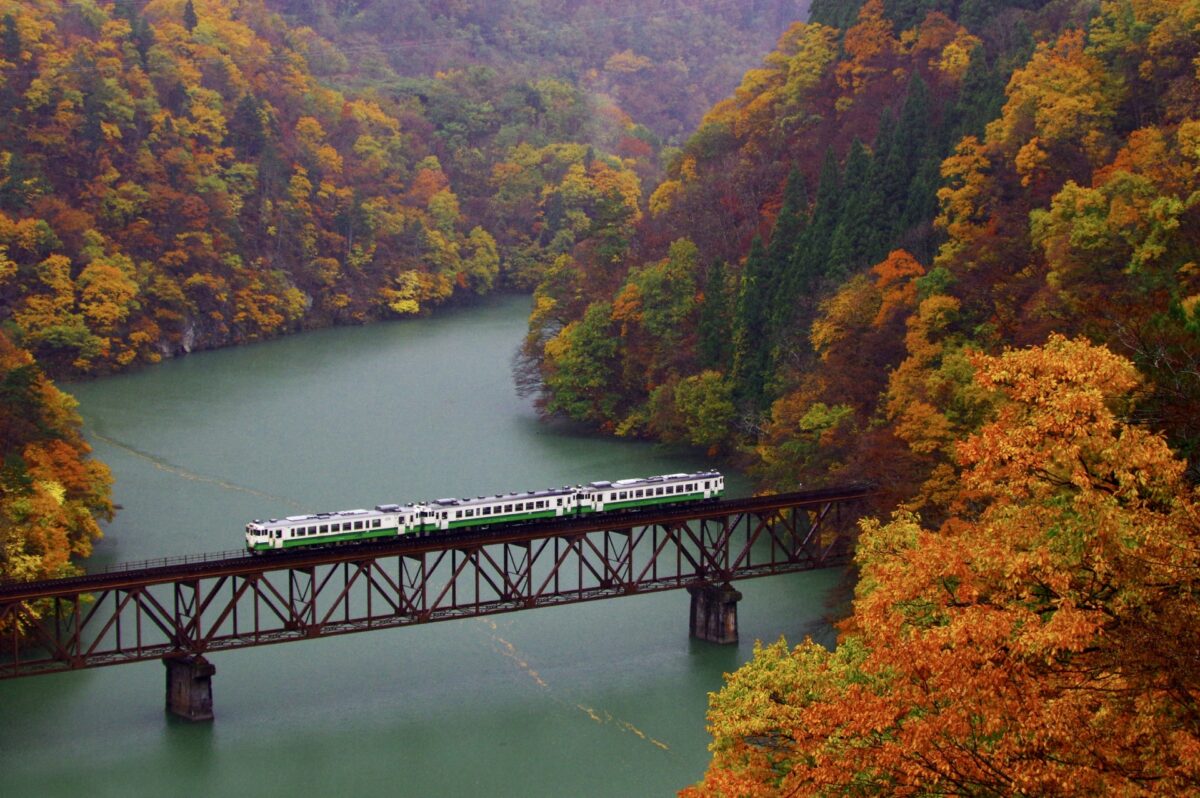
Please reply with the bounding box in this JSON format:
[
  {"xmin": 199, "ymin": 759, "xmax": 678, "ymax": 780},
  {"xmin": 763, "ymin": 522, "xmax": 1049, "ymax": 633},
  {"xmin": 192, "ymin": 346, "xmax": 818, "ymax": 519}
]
[{"xmin": 245, "ymin": 470, "xmax": 725, "ymax": 552}]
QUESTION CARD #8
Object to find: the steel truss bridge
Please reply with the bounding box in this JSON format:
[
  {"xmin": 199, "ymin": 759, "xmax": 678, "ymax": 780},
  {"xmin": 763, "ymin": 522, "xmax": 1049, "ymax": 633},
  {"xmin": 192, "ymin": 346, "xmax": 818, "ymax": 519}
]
[{"xmin": 0, "ymin": 484, "xmax": 871, "ymax": 715}]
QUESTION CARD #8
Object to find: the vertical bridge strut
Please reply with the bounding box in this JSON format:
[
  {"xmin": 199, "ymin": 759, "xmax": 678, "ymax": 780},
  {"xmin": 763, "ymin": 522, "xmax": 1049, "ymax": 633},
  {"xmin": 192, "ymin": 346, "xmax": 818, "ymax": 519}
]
[{"xmin": 0, "ymin": 485, "xmax": 870, "ymax": 719}]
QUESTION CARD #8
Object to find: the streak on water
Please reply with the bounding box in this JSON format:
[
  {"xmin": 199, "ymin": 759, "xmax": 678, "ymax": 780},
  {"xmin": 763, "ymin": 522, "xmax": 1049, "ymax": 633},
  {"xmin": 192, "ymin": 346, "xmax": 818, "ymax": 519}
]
[
  {"xmin": 478, "ymin": 618, "xmax": 671, "ymax": 751},
  {"xmin": 89, "ymin": 431, "xmax": 306, "ymax": 509}
]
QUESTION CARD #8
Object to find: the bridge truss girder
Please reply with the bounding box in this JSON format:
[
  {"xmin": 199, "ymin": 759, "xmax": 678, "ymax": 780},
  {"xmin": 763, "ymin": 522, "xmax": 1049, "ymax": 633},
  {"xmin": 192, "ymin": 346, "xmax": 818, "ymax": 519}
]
[{"xmin": 0, "ymin": 489, "xmax": 865, "ymax": 679}]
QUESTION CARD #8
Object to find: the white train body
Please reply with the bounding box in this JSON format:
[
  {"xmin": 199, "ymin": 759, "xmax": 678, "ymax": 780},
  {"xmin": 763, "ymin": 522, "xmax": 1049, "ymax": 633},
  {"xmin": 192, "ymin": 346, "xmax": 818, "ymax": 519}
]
[{"xmin": 246, "ymin": 471, "xmax": 724, "ymax": 552}]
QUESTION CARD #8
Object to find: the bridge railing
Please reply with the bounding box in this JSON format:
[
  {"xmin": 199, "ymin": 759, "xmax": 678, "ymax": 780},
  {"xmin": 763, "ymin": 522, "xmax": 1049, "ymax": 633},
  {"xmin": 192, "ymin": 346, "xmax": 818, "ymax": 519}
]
[{"xmin": 86, "ymin": 548, "xmax": 252, "ymax": 578}]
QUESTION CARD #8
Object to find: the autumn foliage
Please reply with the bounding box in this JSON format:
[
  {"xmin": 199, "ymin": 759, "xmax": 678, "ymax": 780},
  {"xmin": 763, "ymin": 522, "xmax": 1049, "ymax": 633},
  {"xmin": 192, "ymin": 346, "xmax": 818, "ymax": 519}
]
[
  {"xmin": 0, "ymin": 330, "xmax": 111, "ymax": 588},
  {"xmin": 686, "ymin": 336, "xmax": 1200, "ymax": 795}
]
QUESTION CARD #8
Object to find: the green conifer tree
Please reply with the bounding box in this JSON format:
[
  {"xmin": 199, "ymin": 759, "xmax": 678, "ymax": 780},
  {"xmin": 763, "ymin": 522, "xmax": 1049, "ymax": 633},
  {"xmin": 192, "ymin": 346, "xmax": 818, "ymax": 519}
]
[
  {"xmin": 827, "ymin": 139, "xmax": 872, "ymax": 276},
  {"xmin": 698, "ymin": 260, "xmax": 733, "ymax": 371},
  {"xmin": 731, "ymin": 236, "xmax": 775, "ymax": 414},
  {"xmin": 183, "ymin": 0, "xmax": 198, "ymax": 32}
]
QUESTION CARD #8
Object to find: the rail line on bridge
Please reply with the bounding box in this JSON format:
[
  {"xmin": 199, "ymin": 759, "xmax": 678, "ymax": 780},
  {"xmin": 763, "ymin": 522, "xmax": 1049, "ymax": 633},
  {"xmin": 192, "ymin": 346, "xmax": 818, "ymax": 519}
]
[{"xmin": 0, "ymin": 484, "xmax": 871, "ymax": 718}]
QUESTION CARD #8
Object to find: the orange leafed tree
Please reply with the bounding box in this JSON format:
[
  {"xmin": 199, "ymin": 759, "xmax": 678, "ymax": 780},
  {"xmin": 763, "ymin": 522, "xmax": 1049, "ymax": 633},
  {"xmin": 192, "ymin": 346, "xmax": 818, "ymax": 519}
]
[
  {"xmin": 687, "ymin": 335, "xmax": 1200, "ymax": 796},
  {"xmin": 0, "ymin": 331, "xmax": 112, "ymax": 591}
]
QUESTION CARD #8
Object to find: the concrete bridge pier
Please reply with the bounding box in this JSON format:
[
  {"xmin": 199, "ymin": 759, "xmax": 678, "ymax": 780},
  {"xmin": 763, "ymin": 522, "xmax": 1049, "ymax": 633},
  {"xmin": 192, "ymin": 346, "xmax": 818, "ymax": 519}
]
[
  {"xmin": 688, "ymin": 584, "xmax": 742, "ymax": 644},
  {"xmin": 164, "ymin": 653, "xmax": 216, "ymax": 721}
]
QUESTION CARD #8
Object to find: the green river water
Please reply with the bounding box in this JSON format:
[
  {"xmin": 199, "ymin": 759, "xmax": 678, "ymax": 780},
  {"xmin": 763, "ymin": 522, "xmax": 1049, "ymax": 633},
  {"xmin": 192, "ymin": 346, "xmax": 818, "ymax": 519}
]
[{"xmin": 0, "ymin": 294, "xmax": 841, "ymax": 797}]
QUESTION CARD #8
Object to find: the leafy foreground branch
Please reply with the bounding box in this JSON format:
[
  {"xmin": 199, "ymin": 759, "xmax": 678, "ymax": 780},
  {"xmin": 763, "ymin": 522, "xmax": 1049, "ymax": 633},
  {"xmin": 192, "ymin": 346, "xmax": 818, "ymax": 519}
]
[{"xmin": 686, "ymin": 336, "xmax": 1200, "ymax": 796}]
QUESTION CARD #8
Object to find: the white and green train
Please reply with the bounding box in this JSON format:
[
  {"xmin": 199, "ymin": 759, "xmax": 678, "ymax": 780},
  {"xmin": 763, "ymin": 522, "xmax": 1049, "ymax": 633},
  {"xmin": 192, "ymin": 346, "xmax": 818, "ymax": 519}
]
[{"xmin": 245, "ymin": 471, "xmax": 725, "ymax": 552}]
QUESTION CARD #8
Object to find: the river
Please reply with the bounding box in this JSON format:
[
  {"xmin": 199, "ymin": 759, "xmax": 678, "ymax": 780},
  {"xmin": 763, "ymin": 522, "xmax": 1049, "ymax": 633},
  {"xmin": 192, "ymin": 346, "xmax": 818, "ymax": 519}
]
[{"xmin": 0, "ymin": 294, "xmax": 842, "ymax": 797}]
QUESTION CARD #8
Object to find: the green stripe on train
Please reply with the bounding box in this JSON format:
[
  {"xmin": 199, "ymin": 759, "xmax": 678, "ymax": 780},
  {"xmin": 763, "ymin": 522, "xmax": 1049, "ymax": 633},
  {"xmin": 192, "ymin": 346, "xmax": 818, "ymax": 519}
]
[
  {"xmin": 275, "ymin": 525, "xmax": 401, "ymax": 548},
  {"xmin": 589, "ymin": 491, "xmax": 716, "ymax": 511}
]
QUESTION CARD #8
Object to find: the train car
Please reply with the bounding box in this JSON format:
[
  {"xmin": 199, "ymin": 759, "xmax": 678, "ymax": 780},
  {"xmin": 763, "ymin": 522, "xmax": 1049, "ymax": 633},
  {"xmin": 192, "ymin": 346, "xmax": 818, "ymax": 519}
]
[
  {"xmin": 245, "ymin": 503, "xmax": 422, "ymax": 552},
  {"xmin": 244, "ymin": 471, "xmax": 724, "ymax": 552},
  {"xmin": 419, "ymin": 486, "xmax": 578, "ymax": 532},
  {"xmin": 577, "ymin": 471, "xmax": 723, "ymax": 514}
]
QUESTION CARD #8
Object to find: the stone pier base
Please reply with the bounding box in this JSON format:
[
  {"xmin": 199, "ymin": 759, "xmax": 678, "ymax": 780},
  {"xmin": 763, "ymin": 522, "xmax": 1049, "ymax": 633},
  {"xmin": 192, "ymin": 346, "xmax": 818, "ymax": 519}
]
[
  {"xmin": 688, "ymin": 584, "xmax": 743, "ymax": 644},
  {"xmin": 164, "ymin": 654, "xmax": 215, "ymax": 721}
]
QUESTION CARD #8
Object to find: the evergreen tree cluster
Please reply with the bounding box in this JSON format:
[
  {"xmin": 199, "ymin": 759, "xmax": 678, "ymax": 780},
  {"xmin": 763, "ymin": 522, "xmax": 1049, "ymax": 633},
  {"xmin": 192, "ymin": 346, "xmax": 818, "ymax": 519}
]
[{"xmin": 725, "ymin": 74, "xmax": 952, "ymax": 415}]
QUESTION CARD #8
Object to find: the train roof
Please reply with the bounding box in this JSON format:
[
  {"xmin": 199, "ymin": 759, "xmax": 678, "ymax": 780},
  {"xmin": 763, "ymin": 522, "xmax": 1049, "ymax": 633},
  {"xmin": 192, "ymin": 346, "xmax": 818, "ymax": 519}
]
[
  {"xmin": 430, "ymin": 485, "xmax": 577, "ymax": 507},
  {"xmin": 256, "ymin": 503, "xmax": 419, "ymax": 527},
  {"xmin": 587, "ymin": 471, "xmax": 722, "ymax": 490}
]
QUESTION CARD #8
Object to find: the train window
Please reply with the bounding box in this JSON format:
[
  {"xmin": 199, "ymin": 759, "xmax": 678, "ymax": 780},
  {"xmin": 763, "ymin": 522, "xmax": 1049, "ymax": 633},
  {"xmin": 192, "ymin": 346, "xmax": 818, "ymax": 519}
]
[
  {"xmin": 482, "ymin": 507, "xmax": 491, "ymax": 515},
  {"xmin": 353, "ymin": 521, "xmax": 362, "ymax": 530},
  {"xmin": 466, "ymin": 509, "xmax": 474, "ymax": 517},
  {"xmin": 516, "ymin": 503, "xmax": 524, "ymax": 511},
  {"xmin": 373, "ymin": 519, "xmax": 381, "ymax": 528},
  {"xmin": 319, "ymin": 525, "xmax": 327, "ymax": 533},
  {"xmin": 705, "ymin": 481, "xmax": 710, "ymax": 489},
  {"xmin": 505, "ymin": 505, "xmax": 513, "ymax": 512},
  {"xmin": 657, "ymin": 488, "xmax": 664, "ymax": 495},
  {"xmin": 556, "ymin": 498, "xmax": 562, "ymax": 506},
  {"xmin": 455, "ymin": 511, "xmax": 462, "ymax": 519}
]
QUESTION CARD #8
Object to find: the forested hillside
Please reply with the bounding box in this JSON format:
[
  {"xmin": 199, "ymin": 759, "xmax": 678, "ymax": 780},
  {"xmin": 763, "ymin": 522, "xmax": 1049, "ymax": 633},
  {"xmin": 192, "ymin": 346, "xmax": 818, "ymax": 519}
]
[
  {"xmin": 0, "ymin": 0, "xmax": 502, "ymax": 378},
  {"xmin": 502, "ymin": 0, "xmax": 1198, "ymax": 791},
  {"xmin": 267, "ymin": 0, "xmax": 810, "ymax": 143},
  {"xmin": 524, "ymin": 0, "xmax": 1200, "ymax": 510}
]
